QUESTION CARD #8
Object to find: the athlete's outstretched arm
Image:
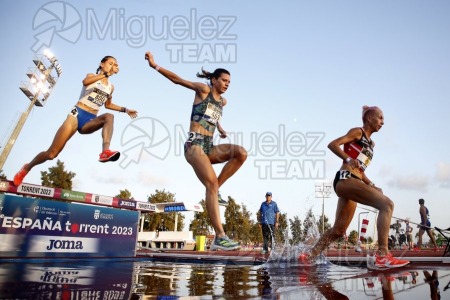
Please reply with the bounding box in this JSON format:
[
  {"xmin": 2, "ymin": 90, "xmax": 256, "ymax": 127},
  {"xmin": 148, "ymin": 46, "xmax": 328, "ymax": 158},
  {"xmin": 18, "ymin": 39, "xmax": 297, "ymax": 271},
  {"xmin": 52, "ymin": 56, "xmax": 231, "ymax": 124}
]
[
  {"xmin": 103, "ymin": 86, "xmax": 138, "ymax": 119},
  {"xmin": 144, "ymin": 51, "xmax": 208, "ymax": 95}
]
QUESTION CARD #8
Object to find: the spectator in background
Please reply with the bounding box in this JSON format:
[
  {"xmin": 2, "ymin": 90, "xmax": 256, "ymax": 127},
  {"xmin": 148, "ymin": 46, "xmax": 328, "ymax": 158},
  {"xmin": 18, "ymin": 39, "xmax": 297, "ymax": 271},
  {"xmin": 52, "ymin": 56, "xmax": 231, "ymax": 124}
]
[
  {"xmin": 405, "ymin": 218, "xmax": 413, "ymax": 250},
  {"xmin": 417, "ymin": 198, "xmax": 438, "ymax": 250},
  {"xmin": 258, "ymin": 192, "xmax": 280, "ymax": 254}
]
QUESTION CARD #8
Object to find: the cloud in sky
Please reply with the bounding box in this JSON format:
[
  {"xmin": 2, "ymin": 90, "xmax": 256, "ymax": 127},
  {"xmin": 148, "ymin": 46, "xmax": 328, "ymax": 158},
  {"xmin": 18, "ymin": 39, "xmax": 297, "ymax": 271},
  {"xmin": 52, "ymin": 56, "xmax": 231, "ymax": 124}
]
[
  {"xmin": 435, "ymin": 162, "xmax": 450, "ymax": 188},
  {"xmin": 387, "ymin": 174, "xmax": 429, "ymax": 192}
]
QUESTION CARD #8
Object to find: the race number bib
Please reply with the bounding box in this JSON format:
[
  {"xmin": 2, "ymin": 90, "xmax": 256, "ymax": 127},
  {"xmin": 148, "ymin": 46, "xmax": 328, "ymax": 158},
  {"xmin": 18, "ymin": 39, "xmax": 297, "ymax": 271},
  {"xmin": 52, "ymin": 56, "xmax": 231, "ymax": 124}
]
[
  {"xmin": 69, "ymin": 106, "xmax": 78, "ymax": 117},
  {"xmin": 356, "ymin": 148, "xmax": 373, "ymax": 171},
  {"xmin": 338, "ymin": 170, "xmax": 351, "ymax": 180},
  {"xmin": 187, "ymin": 132, "xmax": 203, "ymax": 143},
  {"xmin": 87, "ymin": 88, "xmax": 110, "ymax": 106},
  {"xmin": 203, "ymin": 103, "xmax": 222, "ymax": 124}
]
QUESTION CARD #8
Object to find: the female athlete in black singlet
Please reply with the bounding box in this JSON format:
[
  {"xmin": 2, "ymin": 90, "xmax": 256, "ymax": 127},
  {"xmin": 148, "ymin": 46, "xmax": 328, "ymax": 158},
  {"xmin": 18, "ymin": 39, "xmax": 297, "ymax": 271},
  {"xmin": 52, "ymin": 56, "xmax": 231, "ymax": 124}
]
[
  {"xmin": 301, "ymin": 106, "xmax": 409, "ymax": 269},
  {"xmin": 144, "ymin": 51, "xmax": 247, "ymax": 251},
  {"xmin": 13, "ymin": 56, "xmax": 138, "ymax": 186}
]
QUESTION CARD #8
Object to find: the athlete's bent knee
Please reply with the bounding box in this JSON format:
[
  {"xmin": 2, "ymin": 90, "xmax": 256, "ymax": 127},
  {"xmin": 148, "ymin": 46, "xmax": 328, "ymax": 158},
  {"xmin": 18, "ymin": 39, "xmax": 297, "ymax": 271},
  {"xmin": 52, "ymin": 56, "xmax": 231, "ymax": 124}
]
[
  {"xmin": 104, "ymin": 113, "xmax": 114, "ymax": 123},
  {"xmin": 237, "ymin": 147, "xmax": 248, "ymax": 162},
  {"xmin": 46, "ymin": 150, "xmax": 59, "ymax": 160},
  {"xmin": 203, "ymin": 179, "xmax": 219, "ymax": 192},
  {"xmin": 385, "ymin": 197, "xmax": 394, "ymax": 212}
]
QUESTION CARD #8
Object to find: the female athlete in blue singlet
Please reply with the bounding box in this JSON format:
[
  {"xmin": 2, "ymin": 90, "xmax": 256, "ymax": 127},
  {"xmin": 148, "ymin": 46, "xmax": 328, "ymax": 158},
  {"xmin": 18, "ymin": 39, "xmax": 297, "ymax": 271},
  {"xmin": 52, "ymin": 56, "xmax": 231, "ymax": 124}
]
[
  {"xmin": 301, "ymin": 106, "xmax": 409, "ymax": 269},
  {"xmin": 13, "ymin": 56, "xmax": 138, "ymax": 186},
  {"xmin": 144, "ymin": 51, "xmax": 247, "ymax": 251}
]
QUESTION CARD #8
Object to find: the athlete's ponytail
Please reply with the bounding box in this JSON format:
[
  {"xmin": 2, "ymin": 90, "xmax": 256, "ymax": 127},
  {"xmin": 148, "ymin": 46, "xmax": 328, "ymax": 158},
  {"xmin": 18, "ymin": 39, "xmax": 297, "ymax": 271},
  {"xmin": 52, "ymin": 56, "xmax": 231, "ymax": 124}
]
[
  {"xmin": 96, "ymin": 56, "xmax": 116, "ymax": 74},
  {"xmin": 196, "ymin": 68, "xmax": 230, "ymax": 86}
]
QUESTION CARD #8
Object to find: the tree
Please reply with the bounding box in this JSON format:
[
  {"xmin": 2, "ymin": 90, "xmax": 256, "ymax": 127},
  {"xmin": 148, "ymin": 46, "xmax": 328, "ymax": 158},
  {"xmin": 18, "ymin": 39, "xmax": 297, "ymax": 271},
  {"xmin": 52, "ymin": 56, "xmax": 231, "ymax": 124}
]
[
  {"xmin": 189, "ymin": 199, "xmax": 212, "ymax": 236},
  {"xmin": 348, "ymin": 230, "xmax": 359, "ymax": 245},
  {"xmin": 41, "ymin": 160, "xmax": 76, "ymax": 189},
  {"xmin": 146, "ymin": 189, "xmax": 185, "ymax": 232},
  {"xmin": 223, "ymin": 197, "xmax": 243, "ymax": 241},
  {"xmin": 289, "ymin": 216, "xmax": 303, "ymax": 245},
  {"xmin": 275, "ymin": 212, "xmax": 288, "ymax": 245},
  {"xmin": 250, "ymin": 222, "xmax": 262, "ymax": 247},
  {"xmin": 317, "ymin": 214, "xmax": 331, "ymax": 235},
  {"xmin": 237, "ymin": 202, "xmax": 255, "ymax": 245},
  {"xmin": 302, "ymin": 208, "xmax": 318, "ymax": 243},
  {"xmin": 116, "ymin": 189, "xmax": 133, "ymax": 199}
]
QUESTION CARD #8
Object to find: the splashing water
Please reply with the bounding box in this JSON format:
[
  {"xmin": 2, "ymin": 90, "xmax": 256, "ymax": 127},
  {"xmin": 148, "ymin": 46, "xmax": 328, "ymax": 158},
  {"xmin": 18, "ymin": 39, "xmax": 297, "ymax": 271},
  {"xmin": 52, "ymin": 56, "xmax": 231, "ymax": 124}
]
[{"xmin": 265, "ymin": 217, "xmax": 329, "ymax": 268}]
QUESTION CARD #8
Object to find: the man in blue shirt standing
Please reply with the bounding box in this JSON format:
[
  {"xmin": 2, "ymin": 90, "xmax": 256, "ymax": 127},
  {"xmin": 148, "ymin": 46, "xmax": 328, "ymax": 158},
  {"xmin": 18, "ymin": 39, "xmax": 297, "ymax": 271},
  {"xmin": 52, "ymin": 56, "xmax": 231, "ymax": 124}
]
[{"xmin": 259, "ymin": 192, "xmax": 280, "ymax": 254}]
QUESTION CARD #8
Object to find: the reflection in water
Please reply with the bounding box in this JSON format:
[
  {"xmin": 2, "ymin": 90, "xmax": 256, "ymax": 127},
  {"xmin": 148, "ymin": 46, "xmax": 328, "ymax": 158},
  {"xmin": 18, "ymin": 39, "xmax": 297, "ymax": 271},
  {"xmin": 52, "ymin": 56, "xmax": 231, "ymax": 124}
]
[
  {"xmin": 0, "ymin": 259, "xmax": 135, "ymax": 298},
  {"xmin": 0, "ymin": 258, "xmax": 449, "ymax": 299}
]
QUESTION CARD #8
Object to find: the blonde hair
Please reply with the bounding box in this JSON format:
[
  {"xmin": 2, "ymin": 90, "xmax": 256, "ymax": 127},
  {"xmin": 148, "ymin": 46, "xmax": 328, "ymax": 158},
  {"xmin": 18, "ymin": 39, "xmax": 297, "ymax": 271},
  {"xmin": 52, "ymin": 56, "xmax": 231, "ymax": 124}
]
[{"xmin": 362, "ymin": 105, "xmax": 380, "ymax": 122}]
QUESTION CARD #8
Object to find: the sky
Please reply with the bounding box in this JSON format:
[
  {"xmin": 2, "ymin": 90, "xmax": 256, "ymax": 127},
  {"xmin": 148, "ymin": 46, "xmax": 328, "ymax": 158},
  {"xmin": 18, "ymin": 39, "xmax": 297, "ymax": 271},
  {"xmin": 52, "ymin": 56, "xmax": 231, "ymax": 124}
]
[{"xmin": 1, "ymin": 0, "xmax": 450, "ymax": 243}]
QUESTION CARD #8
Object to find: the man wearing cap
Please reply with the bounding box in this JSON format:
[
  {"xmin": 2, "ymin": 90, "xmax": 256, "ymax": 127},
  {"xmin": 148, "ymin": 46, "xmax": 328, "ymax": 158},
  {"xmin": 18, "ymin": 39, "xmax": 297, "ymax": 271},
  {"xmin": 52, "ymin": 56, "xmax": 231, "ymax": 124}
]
[{"xmin": 259, "ymin": 192, "xmax": 280, "ymax": 254}]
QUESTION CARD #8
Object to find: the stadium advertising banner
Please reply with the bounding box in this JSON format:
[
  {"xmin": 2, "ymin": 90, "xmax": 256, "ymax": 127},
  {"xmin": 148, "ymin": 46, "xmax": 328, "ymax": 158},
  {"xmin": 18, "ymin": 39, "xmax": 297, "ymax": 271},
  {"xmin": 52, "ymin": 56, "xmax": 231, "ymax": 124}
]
[{"xmin": 0, "ymin": 194, "xmax": 139, "ymax": 258}]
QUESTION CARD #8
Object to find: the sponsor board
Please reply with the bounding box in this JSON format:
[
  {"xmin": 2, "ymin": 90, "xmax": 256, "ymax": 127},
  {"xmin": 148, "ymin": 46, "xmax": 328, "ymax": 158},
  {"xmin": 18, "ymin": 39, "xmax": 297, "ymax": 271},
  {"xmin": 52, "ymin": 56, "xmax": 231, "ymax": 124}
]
[
  {"xmin": 164, "ymin": 204, "xmax": 187, "ymax": 212},
  {"xmin": 0, "ymin": 194, "xmax": 139, "ymax": 258},
  {"xmin": 91, "ymin": 194, "xmax": 114, "ymax": 206},
  {"xmin": 184, "ymin": 203, "xmax": 204, "ymax": 212},
  {"xmin": 17, "ymin": 183, "xmax": 55, "ymax": 197},
  {"xmin": 136, "ymin": 201, "xmax": 156, "ymax": 212},
  {"xmin": 29, "ymin": 236, "xmax": 100, "ymax": 253},
  {"xmin": 118, "ymin": 199, "xmax": 136, "ymax": 209},
  {"xmin": 61, "ymin": 189, "xmax": 86, "ymax": 201}
]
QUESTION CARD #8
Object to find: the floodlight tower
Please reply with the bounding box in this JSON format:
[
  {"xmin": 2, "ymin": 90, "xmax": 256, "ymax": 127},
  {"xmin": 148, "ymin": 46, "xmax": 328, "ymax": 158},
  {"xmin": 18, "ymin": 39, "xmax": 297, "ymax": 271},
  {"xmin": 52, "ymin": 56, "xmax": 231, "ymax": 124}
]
[
  {"xmin": 315, "ymin": 180, "xmax": 332, "ymax": 234},
  {"xmin": 0, "ymin": 50, "xmax": 62, "ymax": 170}
]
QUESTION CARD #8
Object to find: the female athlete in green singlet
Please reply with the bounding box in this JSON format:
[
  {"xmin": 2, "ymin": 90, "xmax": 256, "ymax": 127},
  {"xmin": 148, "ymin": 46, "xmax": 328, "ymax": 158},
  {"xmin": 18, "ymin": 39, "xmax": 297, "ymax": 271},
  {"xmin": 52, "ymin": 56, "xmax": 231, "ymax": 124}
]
[{"xmin": 144, "ymin": 51, "xmax": 247, "ymax": 251}]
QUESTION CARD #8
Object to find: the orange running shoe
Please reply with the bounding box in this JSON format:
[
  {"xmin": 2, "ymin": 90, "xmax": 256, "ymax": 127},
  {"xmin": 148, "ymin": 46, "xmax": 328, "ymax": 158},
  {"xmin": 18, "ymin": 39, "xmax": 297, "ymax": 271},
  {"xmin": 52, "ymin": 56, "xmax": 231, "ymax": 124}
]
[
  {"xmin": 298, "ymin": 253, "xmax": 314, "ymax": 266},
  {"xmin": 13, "ymin": 164, "xmax": 28, "ymax": 186},
  {"xmin": 99, "ymin": 150, "xmax": 120, "ymax": 162},
  {"xmin": 374, "ymin": 253, "xmax": 410, "ymax": 269}
]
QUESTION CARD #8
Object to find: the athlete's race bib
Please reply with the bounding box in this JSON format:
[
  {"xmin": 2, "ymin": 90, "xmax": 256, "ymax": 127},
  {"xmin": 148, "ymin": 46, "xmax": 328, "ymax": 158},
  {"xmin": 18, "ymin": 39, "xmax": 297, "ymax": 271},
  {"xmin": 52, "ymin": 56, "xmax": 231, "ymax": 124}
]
[
  {"xmin": 69, "ymin": 106, "xmax": 78, "ymax": 117},
  {"xmin": 187, "ymin": 132, "xmax": 203, "ymax": 142},
  {"xmin": 203, "ymin": 103, "xmax": 222, "ymax": 124},
  {"xmin": 356, "ymin": 148, "xmax": 373, "ymax": 171},
  {"xmin": 87, "ymin": 87, "xmax": 110, "ymax": 107},
  {"xmin": 339, "ymin": 170, "xmax": 351, "ymax": 180}
]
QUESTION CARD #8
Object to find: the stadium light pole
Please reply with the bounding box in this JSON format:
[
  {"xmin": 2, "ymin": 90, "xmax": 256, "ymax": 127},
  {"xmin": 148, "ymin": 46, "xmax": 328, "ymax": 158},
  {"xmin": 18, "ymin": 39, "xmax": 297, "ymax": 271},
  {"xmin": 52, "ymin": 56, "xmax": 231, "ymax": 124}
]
[
  {"xmin": 0, "ymin": 50, "xmax": 62, "ymax": 170},
  {"xmin": 315, "ymin": 180, "xmax": 332, "ymax": 234}
]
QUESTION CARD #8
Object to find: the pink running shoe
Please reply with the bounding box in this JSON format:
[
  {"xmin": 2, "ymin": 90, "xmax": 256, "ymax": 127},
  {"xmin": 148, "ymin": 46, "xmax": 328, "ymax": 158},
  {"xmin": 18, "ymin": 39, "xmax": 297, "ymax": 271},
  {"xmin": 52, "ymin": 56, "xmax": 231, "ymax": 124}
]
[
  {"xmin": 13, "ymin": 164, "xmax": 28, "ymax": 186},
  {"xmin": 374, "ymin": 253, "xmax": 410, "ymax": 269},
  {"xmin": 99, "ymin": 150, "xmax": 120, "ymax": 162}
]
